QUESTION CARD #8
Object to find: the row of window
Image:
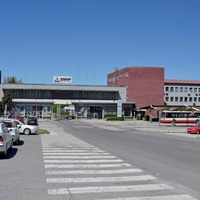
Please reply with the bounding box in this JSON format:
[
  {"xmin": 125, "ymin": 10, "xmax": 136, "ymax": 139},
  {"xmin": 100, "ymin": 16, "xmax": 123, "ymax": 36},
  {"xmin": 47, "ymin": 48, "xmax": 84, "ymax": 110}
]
[
  {"xmin": 165, "ymin": 86, "xmax": 200, "ymax": 93},
  {"xmin": 165, "ymin": 96, "xmax": 200, "ymax": 102},
  {"xmin": 4, "ymin": 89, "xmax": 118, "ymax": 101}
]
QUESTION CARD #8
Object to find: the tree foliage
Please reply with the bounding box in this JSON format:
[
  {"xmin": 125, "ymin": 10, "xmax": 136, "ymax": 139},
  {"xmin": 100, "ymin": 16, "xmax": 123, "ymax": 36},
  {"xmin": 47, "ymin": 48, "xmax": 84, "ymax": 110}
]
[
  {"xmin": 3, "ymin": 76, "xmax": 23, "ymax": 84},
  {"xmin": 0, "ymin": 91, "xmax": 15, "ymax": 114}
]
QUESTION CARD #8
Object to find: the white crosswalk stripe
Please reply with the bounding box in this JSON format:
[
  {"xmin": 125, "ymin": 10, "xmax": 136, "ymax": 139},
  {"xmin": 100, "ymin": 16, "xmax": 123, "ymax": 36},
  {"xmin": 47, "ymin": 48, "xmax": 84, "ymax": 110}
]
[
  {"xmin": 47, "ymin": 175, "xmax": 156, "ymax": 183},
  {"xmin": 95, "ymin": 195, "xmax": 197, "ymax": 200},
  {"xmin": 45, "ymin": 168, "xmax": 143, "ymax": 175},
  {"xmin": 47, "ymin": 184, "xmax": 173, "ymax": 195},
  {"xmin": 45, "ymin": 163, "xmax": 132, "ymax": 168},
  {"xmin": 44, "ymin": 159, "xmax": 124, "ymax": 163},
  {"xmin": 42, "ymin": 136, "xmax": 198, "ymax": 199}
]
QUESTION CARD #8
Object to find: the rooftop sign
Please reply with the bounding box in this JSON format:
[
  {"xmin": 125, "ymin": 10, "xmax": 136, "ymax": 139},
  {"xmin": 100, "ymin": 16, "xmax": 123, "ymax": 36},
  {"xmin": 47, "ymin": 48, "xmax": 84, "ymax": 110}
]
[{"xmin": 53, "ymin": 76, "xmax": 72, "ymax": 84}]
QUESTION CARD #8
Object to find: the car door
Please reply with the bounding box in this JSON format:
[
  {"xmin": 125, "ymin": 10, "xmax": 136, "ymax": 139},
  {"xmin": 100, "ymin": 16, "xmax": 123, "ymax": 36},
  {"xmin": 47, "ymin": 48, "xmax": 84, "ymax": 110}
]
[{"xmin": 1, "ymin": 123, "xmax": 11, "ymax": 147}]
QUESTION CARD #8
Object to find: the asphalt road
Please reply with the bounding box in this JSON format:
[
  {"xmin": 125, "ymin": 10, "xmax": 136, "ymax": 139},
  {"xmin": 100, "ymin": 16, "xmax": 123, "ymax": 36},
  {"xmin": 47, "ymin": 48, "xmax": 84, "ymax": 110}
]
[
  {"xmin": 1, "ymin": 119, "xmax": 200, "ymax": 200},
  {"xmin": 0, "ymin": 134, "xmax": 47, "ymax": 200}
]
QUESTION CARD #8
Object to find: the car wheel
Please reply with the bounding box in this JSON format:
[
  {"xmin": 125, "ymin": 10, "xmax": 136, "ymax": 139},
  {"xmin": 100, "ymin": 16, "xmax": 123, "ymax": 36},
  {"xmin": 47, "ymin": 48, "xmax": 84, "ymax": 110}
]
[
  {"xmin": 24, "ymin": 128, "xmax": 31, "ymax": 135},
  {"xmin": 196, "ymin": 130, "xmax": 200, "ymax": 134}
]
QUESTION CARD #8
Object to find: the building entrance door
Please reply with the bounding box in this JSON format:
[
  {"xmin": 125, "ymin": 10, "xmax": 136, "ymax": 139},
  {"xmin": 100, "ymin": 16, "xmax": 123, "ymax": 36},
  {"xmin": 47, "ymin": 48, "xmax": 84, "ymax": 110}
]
[{"xmin": 89, "ymin": 106, "xmax": 102, "ymax": 119}]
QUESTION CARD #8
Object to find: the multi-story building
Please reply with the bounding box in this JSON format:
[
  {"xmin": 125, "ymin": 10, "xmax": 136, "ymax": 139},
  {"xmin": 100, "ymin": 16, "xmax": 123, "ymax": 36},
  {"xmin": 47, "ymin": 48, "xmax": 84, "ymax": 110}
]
[
  {"xmin": 164, "ymin": 79, "xmax": 200, "ymax": 107},
  {"xmin": 107, "ymin": 66, "xmax": 165, "ymax": 108}
]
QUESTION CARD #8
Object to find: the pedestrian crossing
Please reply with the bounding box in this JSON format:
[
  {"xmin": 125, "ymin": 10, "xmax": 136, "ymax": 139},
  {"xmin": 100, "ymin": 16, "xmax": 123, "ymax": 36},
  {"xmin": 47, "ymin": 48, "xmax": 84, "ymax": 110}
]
[{"xmin": 42, "ymin": 142, "xmax": 198, "ymax": 199}]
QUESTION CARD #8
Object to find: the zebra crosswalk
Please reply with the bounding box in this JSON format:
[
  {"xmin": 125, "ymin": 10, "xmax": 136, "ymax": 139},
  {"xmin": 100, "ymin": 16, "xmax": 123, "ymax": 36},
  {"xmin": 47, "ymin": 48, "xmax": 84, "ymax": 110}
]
[{"xmin": 42, "ymin": 143, "xmax": 198, "ymax": 200}]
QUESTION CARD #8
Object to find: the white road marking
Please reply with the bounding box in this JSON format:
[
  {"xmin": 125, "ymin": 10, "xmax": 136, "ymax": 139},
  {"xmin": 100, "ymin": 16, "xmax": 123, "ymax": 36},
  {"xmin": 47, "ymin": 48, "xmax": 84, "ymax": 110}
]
[
  {"xmin": 43, "ymin": 149, "xmax": 105, "ymax": 153},
  {"xmin": 44, "ymin": 159, "xmax": 123, "ymax": 163},
  {"xmin": 43, "ymin": 152, "xmax": 110, "ymax": 155},
  {"xmin": 45, "ymin": 163, "xmax": 132, "ymax": 168},
  {"xmin": 95, "ymin": 194, "xmax": 198, "ymax": 200},
  {"xmin": 45, "ymin": 168, "xmax": 143, "ymax": 175},
  {"xmin": 48, "ymin": 184, "xmax": 174, "ymax": 195},
  {"xmin": 97, "ymin": 126, "xmax": 124, "ymax": 131},
  {"xmin": 43, "ymin": 155, "xmax": 116, "ymax": 159},
  {"xmin": 47, "ymin": 175, "xmax": 156, "ymax": 183}
]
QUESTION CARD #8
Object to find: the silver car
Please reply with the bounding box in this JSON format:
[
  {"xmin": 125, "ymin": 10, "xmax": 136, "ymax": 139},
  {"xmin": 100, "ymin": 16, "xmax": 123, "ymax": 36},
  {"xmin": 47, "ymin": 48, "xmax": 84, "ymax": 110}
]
[
  {"xmin": 0, "ymin": 123, "xmax": 13, "ymax": 158},
  {"xmin": 1, "ymin": 120, "xmax": 20, "ymax": 145}
]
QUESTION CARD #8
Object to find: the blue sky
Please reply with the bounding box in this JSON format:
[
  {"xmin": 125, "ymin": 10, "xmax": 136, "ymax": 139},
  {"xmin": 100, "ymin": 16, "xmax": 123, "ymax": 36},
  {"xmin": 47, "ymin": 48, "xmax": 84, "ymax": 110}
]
[{"xmin": 0, "ymin": 0, "xmax": 200, "ymax": 85}]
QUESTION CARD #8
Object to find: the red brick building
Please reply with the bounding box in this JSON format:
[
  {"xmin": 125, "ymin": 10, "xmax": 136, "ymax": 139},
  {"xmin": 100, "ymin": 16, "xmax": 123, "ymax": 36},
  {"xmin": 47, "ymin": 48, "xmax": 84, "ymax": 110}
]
[{"xmin": 107, "ymin": 66, "xmax": 164, "ymax": 108}]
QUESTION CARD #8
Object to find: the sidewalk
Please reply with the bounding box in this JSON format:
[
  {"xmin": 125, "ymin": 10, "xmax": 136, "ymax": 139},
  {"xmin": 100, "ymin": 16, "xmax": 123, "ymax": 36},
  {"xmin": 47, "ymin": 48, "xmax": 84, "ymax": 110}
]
[
  {"xmin": 39, "ymin": 118, "xmax": 199, "ymax": 137},
  {"xmin": 75, "ymin": 119, "xmax": 191, "ymax": 134}
]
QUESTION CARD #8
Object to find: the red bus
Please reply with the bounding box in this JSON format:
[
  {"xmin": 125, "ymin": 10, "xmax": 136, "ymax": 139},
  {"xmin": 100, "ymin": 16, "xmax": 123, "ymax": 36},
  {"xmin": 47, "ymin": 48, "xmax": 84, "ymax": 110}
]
[{"xmin": 160, "ymin": 110, "xmax": 200, "ymax": 123}]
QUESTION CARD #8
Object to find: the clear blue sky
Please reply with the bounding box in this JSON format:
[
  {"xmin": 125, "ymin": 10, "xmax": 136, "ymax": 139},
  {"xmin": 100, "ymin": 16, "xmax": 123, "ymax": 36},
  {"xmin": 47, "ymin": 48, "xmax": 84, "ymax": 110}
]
[{"xmin": 0, "ymin": 0, "xmax": 200, "ymax": 85}]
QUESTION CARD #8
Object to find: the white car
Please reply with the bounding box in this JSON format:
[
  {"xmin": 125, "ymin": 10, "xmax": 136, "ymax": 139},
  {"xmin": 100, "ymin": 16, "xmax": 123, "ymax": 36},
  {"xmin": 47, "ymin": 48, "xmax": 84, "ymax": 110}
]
[
  {"xmin": 1, "ymin": 119, "xmax": 20, "ymax": 145},
  {"xmin": 0, "ymin": 123, "xmax": 13, "ymax": 158},
  {"xmin": 13, "ymin": 120, "xmax": 38, "ymax": 135}
]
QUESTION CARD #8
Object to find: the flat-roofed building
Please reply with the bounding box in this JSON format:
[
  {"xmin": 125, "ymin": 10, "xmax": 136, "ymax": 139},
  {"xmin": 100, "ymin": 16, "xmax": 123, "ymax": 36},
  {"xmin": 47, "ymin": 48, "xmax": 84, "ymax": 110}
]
[
  {"xmin": 0, "ymin": 83, "xmax": 135, "ymax": 119},
  {"xmin": 164, "ymin": 79, "xmax": 200, "ymax": 107},
  {"xmin": 107, "ymin": 66, "xmax": 165, "ymax": 108}
]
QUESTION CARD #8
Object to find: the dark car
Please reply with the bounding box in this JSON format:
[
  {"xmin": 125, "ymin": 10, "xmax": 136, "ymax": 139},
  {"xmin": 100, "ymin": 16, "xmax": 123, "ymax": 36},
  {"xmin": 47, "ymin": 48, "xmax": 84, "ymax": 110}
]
[{"xmin": 27, "ymin": 116, "xmax": 38, "ymax": 125}]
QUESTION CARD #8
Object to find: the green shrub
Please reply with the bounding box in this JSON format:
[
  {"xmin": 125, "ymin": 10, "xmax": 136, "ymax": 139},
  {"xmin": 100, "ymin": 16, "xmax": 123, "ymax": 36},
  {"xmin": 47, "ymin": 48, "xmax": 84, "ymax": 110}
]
[
  {"xmin": 106, "ymin": 116, "xmax": 124, "ymax": 121},
  {"xmin": 104, "ymin": 114, "xmax": 117, "ymax": 118},
  {"xmin": 143, "ymin": 114, "xmax": 149, "ymax": 121}
]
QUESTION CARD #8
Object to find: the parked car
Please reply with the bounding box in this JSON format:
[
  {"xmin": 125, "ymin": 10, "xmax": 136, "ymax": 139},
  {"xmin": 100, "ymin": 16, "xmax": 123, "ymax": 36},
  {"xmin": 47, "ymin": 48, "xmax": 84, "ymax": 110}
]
[
  {"xmin": 27, "ymin": 116, "xmax": 38, "ymax": 125},
  {"xmin": 0, "ymin": 122, "xmax": 13, "ymax": 158},
  {"xmin": 13, "ymin": 119, "xmax": 38, "ymax": 135},
  {"xmin": 1, "ymin": 119, "xmax": 20, "ymax": 145},
  {"xmin": 187, "ymin": 124, "xmax": 200, "ymax": 134}
]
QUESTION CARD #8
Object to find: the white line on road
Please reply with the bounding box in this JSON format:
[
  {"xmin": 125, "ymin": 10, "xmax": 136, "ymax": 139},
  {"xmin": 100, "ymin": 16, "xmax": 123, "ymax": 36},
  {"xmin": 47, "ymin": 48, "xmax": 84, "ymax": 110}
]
[
  {"xmin": 43, "ymin": 147, "xmax": 100, "ymax": 150},
  {"xmin": 43, "ymin": 152, "xmax": 110, "ymax": 155},
  {"xmin": 47, "ymin": 175, "xmax": 156, "ymax": 183},
  {"xmin": 43, "ymin": 149, "xmax": 105, "ymax": 153},
  {"xmin": 44, "ymin": 159, "xmax": 124, "ymax": 163},
  {"xmin": 43, "ymin": 155, "xmax": 116, "ymax": 159},
  {"xmin": 45, "ymin": 168, "xmax": 143, "ymax": 175},
  {"xmin": 95, "ymin": 194, "xmax": 198, "ymax": 200},
  {"xmin": 48, "ymin": 184, "xmax": 174, "ymax": 195},
  {"xmin": 45, "ymin": 163, "xmax": 132, "ymax": 168}
]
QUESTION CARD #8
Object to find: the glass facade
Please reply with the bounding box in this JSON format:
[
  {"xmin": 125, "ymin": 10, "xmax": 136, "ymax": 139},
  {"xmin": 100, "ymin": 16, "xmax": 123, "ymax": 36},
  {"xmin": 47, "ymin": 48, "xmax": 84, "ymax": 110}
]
[{"xmin": 3, "ymin": 89, "xmax": 118, "ymax": 101}]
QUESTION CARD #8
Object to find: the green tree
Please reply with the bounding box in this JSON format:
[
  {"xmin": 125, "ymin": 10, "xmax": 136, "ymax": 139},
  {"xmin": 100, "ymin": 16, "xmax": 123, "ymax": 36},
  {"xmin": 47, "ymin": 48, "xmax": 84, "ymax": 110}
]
[
  {"xmin": 3, "ymin": 76, "xmax": 23, "ymax": 84},
  {"xmin": 0, "ymin": 91, "xmax": 15, "ymax": 114}
]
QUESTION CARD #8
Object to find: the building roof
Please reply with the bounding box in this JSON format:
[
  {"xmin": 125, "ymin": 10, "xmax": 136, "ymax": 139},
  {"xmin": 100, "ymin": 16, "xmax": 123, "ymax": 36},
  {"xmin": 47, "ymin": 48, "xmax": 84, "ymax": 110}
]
[{"xmin": 165, "ymin": 79, "xmax": 200, "ymax": 84}]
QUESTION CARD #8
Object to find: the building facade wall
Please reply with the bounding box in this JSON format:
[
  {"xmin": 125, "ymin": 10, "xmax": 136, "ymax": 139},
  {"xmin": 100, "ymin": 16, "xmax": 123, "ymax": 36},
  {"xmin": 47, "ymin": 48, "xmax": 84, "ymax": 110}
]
[
  {"xmin": 164, "ymin": 80, "xmax": 200, "ymax": 107},
  {"xmin": 0, "ymin": 83, "xmax": 133, "ymax": 118},
  {"xmin": 107, "ymin": 66, "xmax": 164, "ymax": 108}
]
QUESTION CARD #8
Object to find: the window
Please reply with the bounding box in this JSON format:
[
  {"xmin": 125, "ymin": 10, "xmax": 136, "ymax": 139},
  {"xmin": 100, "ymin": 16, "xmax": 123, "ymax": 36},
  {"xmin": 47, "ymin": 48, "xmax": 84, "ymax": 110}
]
[
  {"xmin": 165, "ymin": 87, "xmax": 169, "ymax": 92},
  {"xmin": 184, "ymin": 97, "xmax": 188, "ymax": 102},
  {"xmin": 170, "ymin": 97, "xmax": 174, "ymax": 102},
  {"xmin": 189, "ymin": 87, "xmax": 193, "ymax": 93},
  {"xmin": 184, "ymin": 87, "xmax": 188, "ymax": 93},
  {"xmin": 165, "ymin": 97, "xmax": 169, "ymax": 102},
  {"xmin": 175, "ymin": 97, "xmax": 178, "ymax": 102},
  {"xmin": 180, "ymin": 87, "xmax": 183, "ymax": 92},
  {"xmin": 194, "ymin": 97, "xmax": 197, "ymax": 102},
  {"xmin": 170, "ymin": 87, "xmax": 174, "ymax": 92},
  {"xmin": 194, "ymin": 88, "xmax": 197, "ymax": 93},
  {"xmin": 189, "ymin": 97, "xmax": 192, "ymax": 102},
  {"xmin": 180, "ymin": 97, "xmax": 183, "ymax": 102},
  {"xmin": 175, "ymin": 87, "xmax": 178, "ymax": 92}
]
